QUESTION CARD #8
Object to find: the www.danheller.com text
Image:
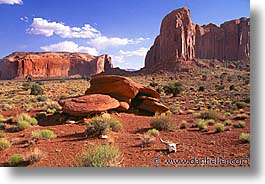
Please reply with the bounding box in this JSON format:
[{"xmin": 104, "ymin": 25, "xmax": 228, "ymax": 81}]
[{"xmin": 153, "ymin": 157, "xmax": 249, "ymax": 166}]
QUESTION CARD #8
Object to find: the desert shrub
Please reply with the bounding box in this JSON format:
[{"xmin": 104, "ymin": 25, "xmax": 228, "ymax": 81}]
[
  {"xmin": 163, "ymin": 81, "xmax": 184, "ymax": 97},
  {"xmin": 25, "ymin": 148, "xmax": 44, "ymax": 164},
  {"xmin": 0, "ymin": 132, "xmax": 6, "ymax": 138},
  {"xmin": 60, "ymin": 79, "xmax": 65, "ymax": 83},
  {"xmin": 233, "ymin": 121, "xmax": 246, "ymax": 128},
  {"xmin": 236, "ymin": 101, "xmax": 248, "ymax": 109},
  {"xmin": 146, "ymin": 129, "xmax": 160, "ymax": 137},
  {"xmin": 187, "ymin": 109, "xmax": 195, "ymax": 114},
  {"xmin": 46, "ymin": 108, "xmax": 56, "ymax": 114},
  {"xmin": 86, "ymin": 116, "xmax": 122, "ymax": 137},
  {"xmin": 198, "ymin": 110, "xmax": 220, "ymax": 120},
  {"xmin": 149, "ymin": 81, "xmax": 158, "ymax": 87},
  {"xmin": 37, "ymin": 96, "xmax": 47, "ymax": 102},
  {"xmin": 198, "ymin": 86, "xmax": 205, "ymax": 92},
  {"xmin": 197, "ymin": 120, "xmax": 208, "ymax": 130},
  {"xmin": 141, "ymin": 134, "xmax": 156, "ymax": 147},
  {"xmin": 179, "ymin": 120, "xmax": 187, "ymax": 129},
  {"xmin": 32, "ymin": 130, "xmax": 57, "ymax": 140},
  {"xmin": 0, "ymin": 138, "xmax": 11, "ymax": 150},
  {"xmin": 30, "ymin": 84, "xmax": 44, "ymax": 95},
  {"xmin": 0, "ymin": 114, "xmax": 6, "ymax": 122},
  {"xmin": 0, "ymin": 123, "xmax": 5, "ymax": 130},
  {"xmin": 239, "ymin": 121, "xmax": 246, "ymax": 128},
  {"xmin": 107, "ymin": 118, "xmax": 122, "ymax": 132},
  {"xmin": 229, "ymin": 85, "xmax": 235, "ymax": 91},
  {"xmin": 224, "ymin": 120, "xmax": 232, "ymax": 126},
  {"xmin": 150, "ymin": 114, "xmax": 176, "ymax": 131},
  {"xmin": 240, "ymin": 133, "xmax": 250, "ymax": 143},
  {"xmin": 46, "ymin": 101, "xmax": 62, "ymax": 110},
  {"xmin": 225, "ymin": 112, "xmax": 232, "ymax": 117},
  {"xmin": 207, "ymin": 119, "xmax": 215, "ymax": 126},
  {"xmin": 22, "ymin": 82, "xmax": 32, "ymax": 91},
  {"xmin": 156, "ymin": 87, "xmax": 163, "ymax": 94},
  {"xmin": 215, "ymin": 123, "xmax": 224, "ymax": 133},
  {"xmin": 17, "ymin": 120, "xmax": 31, "ymax": 130},
  {"xmin": 78, "ymin": 144, "xmax": 122, "ymax": 167},
  {"xmin": 8, "ymin": 154, "xmax": 24, "ymax": 167},
  {"xmin": 16, "ymin": 113, "xmax": 38, "ymax": 126}
]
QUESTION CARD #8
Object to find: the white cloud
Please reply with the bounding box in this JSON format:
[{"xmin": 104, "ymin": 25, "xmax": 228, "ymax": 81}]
[
  {"xmin": 40, "ymin": 41, "xmax": 98, "ymax": 56},
  {"xmin": 89, "ymin": 36, "xmax": 131, "ymax": 50},
  {"xmin": 28, "ymin": 18, "xmax": 100, "ymax": 39},
  {"xmin": 20, "ymin": 16, "xmax": 28, "ymax": 22},
  {"xmin": 0, "ymin": 0, "xmax": 22, "ymax": 4},
  {"xmin": 119, "ymin": 47, "xmax": 149, "ymax": 57},
  {"xmin": 112, "ymin": 55, "xmax": 125, "ymax": 64},
  {"xmin": 89, "ymin": 36, "xmax": 149, "ymax": 50}
]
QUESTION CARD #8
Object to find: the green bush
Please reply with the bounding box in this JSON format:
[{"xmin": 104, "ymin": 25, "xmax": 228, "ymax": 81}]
[
  {"xmin": 32, "ymin": 129, "xmax": 57, "ymax": 140},
  {"xmin": 207, "ymin": 119, "xmax": 216, "ymax": 126},
  {"xmin": 0, "ymin": 132, "xmax": 6, "ymax": 138},
  {"xmin": 179, "ymin": 120, "xmax": 187, "ymax": 129},
  {"xmin": 22, "ymin": 82, "xmax": 32, "ymax": 91},
  {"xmin": 240, "ymin": 133, "xmax": 250, "ymax": 143},
  {"xmin": 150, "ymin": 114, "xmax": 176, "ymax": 131},
  {"xmin": 0, "ymin": 114, "xmax": 6, "ymax": 122},
  {"xmin": 8, "ymin": 154, "xmax": 24, "ymax": 167},
  {"xmin": 156, "ymin": 87, "xmax": 163, "ymax": 94},
  {"xmin": 198, "ymin": 110, "xmax": 220, "ymax": 120},
  {"xmin": 16, "ymin": 113, "xmax": 38, "ymax": 126},
  {"xmin": 30, "ymin": 84, "xmax": 44, "ymax": 95},
  {"xmin": 78, "ymin": 144, "xmax": 122, "ymax": 167},
  {"xmin": 224, "ymin": 119, "xmax": 232, "ymax": 126},
  {"xmin": 146, "ymin": 129, "xmax": 160, "ymax": 137},
  {"xmin": 0, "ymin": 138, "xmax": 11, "ymax": 150},
  {"xmin": 198, "ymin": 86, "xmax": 205, "ymax": 92},
  {"xmin": 0, "ymin": 123, "xmax": 6, "ymax": 130},
  {"xmin": 215, "ymin": 123, "xmax": 224, "ymax": 133},
  {"xmin": 86, "ymin": 116, "xmax": 122, "ymax": 137},
  {"xmin": 236, "ymin": 101, "xmax": 248, "ymax": 109},
  {"xmin": 37, "ymin": 96, "xmax": 47, "ymax": 102},
  {"xmin": 149, "ymin": 81, "xmax": 158, "ymax": 87},
  {"xmin": 197, "ymin": 120, "xmax": 208, "ymax": 130},
  {"xmin": 163, "ymin": 81, "xmax": 184, "ymax": 97},
  {"xmin": 17, "ymin": 120, "xmax": 31, "ymax": 130},
  {"xmin": 233, "ymin": 121, "xmax": 246, "ymax": 128}
]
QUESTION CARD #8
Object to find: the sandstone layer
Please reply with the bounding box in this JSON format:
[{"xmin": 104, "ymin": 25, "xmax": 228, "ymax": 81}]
[
  {"xmin": 0, "ymin": 52, "xmax": 113, "ymax": 80},
  {"xmin": 145, "ymin": 7, "xmax": 250, "ymax": 71}
]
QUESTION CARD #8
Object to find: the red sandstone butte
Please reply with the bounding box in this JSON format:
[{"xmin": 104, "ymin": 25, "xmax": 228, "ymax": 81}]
[
  {"xmin": 145, "ymin": 7, "xmax": 250, "ymax": 70},
  {"xmin": 0, "ymin": 52, "xmax": 113, "ymax": 80}
]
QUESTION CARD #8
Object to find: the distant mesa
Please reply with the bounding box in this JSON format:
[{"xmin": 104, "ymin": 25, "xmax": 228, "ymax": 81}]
[
  {"xmin": 144, "ymin": 7, "xmax": 250, "ymax": 72},
  {"xmin": 0, "ymin": 52, "xmax": 113, "ymax": 80}
]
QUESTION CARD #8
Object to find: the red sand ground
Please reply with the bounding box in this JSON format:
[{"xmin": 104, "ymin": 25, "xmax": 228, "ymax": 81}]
[{"xmin": 0, "ymin": 112, "xmax": 250, "ymax": 167}]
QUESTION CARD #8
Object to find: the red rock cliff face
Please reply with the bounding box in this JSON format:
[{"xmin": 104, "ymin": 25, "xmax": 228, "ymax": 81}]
[
  {"xmin": 145, "ymin": 7, "xmax": 250, "ymax": 70},
  {"xmin": 0, "ymin": 52, "xmax": 113, "ymax": 80}
]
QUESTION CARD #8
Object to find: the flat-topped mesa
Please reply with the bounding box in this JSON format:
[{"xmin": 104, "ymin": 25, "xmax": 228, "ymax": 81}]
[
  {"xmin": 145, "ymin": 7, "xmax": 250, "ymax": 71},
  {"xmin": 0, "ymin": 52, "xmax": 113, "ymax": 79}
]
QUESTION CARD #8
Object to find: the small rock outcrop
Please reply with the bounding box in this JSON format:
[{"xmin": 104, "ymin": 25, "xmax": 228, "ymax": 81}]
[
  {"xmin": 58, "ymin": 94, "xmax": 120, "ymax": 116},
  {"xmin": 59, "ymin": 75, "xmax": 168, "ymax": 116},
  {"xmin": 145, "ymin": 7, "xmax": 250, "ymax": 71},
  {"xmin": 0, "ymin": 52, "xmax": 113, "ymax": 80}
]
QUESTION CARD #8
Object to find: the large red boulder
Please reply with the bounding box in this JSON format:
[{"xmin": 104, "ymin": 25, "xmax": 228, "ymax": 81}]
[
  {"xmin": 58, "ymin": 94, "xmax": 120, "ymax": 116},
  {"xmin": 85, "ymin": 75, "xmax": 160, "ymax": 103}
]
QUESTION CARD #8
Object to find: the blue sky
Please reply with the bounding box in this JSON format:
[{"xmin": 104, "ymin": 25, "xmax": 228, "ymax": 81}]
[{"xmin": 0, "ymin": 0, "xmax": 250, "ymax": 69}]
